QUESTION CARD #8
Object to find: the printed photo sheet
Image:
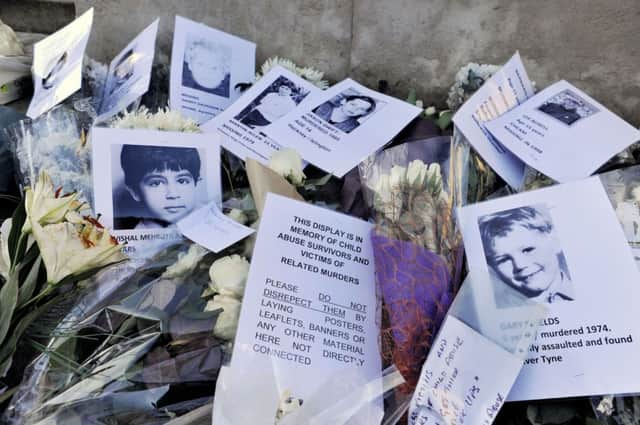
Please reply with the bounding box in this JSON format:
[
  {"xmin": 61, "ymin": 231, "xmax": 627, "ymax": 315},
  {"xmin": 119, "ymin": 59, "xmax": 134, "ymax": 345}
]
[
  {"xmin": 485, "ymin": 80, "xmax": 640, "ymax": 183},
  {"xmin": 458, "ymin": 177, "xmax": 640, "ymax": 400},
  {"xmin": 200, "ymin": 66, "xmax": 320, "ymax": 163},
  {"xmin": 92, "ymin": 127, "xmax": 222, "ymax": 259},
  {"xmin": 170, "ymin": 15, "xmax": 256, "ymax": 124},
  {"xmin": 27, "ymin": 8, "xmax": 94, "ymax": 118},
  {"xmin": 264, "ymin": 78, "xmax": 422, "ymax": 177},
  {"xmin": 452, "ymin": 52, "xmax": 535, "ymax": 189},
  {"xmin": 229, "ymin": 194, "xmax": 383, "ymax": 421},
  {"xmin": 97, "ymin": 19, "xmax": 159, "ymax": 121}
]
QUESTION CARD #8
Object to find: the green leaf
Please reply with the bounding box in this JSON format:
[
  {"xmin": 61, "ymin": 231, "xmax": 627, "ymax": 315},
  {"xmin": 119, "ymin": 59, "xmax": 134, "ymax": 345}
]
[
  {"xmin": 17, "ymin": 257, "xmax": 42, "ymax": 309},
  {"xmin": 435, "ymin": 111, "xmax": 453, "ymax": 130},
  {"xmin": 0, "ymin": 385, "xmax": 18, "ymax": 405},
  {"xmin": 0, "ymin": 272, "xmax": 18, "ymax": 346},
  {"xmin": 406, "ymin": 89, "xmax": 417, "ymax": 105},
  {"xmin": 7, "ymin": 199, "xmax": 25, "ymax": 268}
]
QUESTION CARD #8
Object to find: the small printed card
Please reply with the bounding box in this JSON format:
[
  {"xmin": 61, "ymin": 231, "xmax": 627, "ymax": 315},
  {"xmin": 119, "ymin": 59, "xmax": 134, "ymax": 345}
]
[
  {"xmin": 177, "ymin": 201, "xmax": 254, "ymax": 253},
  {"xmin": 485, "ymin": 80, "xmax": 640, "ymax": 183},
  {"xmin": 229, "ymin": 193, "xmax": 382, "ymax": 420},
  {"xmin": 92, "ymin": 127, "xmax": 222, "ymax": 258},
  {"xmin": 97, "ymin": 19, "xmax": 159, "ymax": 120},
  {"xmin": 27, "ymin": 8, "xmax": 94, "ymax": 118},
  {"xmin": 200, "ymin": 66, "xmax": 320, "ymax": 163},
  {"xmin": 409, "ymin": 316, "xmax": 522, "ymax": 425},
  {"xmin": 264, "ymin": 78, "xmax": 422, "ymax": 177},
  {"xmin": 170, "ymin": 16, "xmax": 256, "ymax": 124},
  {"xmin": 457, "ymin": 177, "xmax": 640, "ymax": 400},
  {"xmin": 452, "ymin": 52, "xmax": 534, "ymax": 189}
]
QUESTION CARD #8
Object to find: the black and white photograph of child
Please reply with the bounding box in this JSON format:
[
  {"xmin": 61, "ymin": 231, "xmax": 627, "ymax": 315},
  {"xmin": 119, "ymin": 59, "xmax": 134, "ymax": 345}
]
[
  {"xmin": 106, "ymin": 48, "xmax": 137, "ymax": 97},
  {"xmin": 312, "ymin": 88, "xmax": 383, "ymax": 134},
  {"xmin": 478, "ymin": 205, "xmax": 574, "ymax": 308},
  {"xmin": 42, "ymin": 51, "xmax": 68, "ymax": 90},
  {"xmin": 537, "ymin": 89, "xmax": 599, "ymax": 126},
  {"xmin": 234, "ymin": 76, "xmax": 309, "ymax": 129},
  {"xmin": 111, "ymin": 144, "xmax": 208, "ymax": 230},
  {"xmin": 182, "ymin": 34, "xmax": 231, "ymax": 97}
]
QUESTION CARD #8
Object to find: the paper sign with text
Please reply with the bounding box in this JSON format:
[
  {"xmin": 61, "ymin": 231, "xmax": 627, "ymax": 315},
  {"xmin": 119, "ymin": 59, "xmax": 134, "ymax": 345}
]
[
  {"xmin": 264, "ymin": 78, "xmax": 422, "ymax": 177},
  {"xmin": 458, "ymin": 177, "xmax": 640, "ymax": 400},
  {"xmin": 201, "ymin": 66, "xmax": 321, "ymax": 163},
  {"xmin": 410, "ymin": 316, "xmax": 522, "ymax": 425},
  {"xmin": 170, "ymin": 16, "xmax": 256, "ymax": 124},
  {"xmin": 485, "ymin": 80, "xmax": 640, "ymax": 183},
  {"xmin": 230, "ymin": 193, "xmax": 382, "ymax": 418},
  {"xmin": 452, "ymin": 52, "xmax": 534, "ymax": 189},
  {"xmin": 178, "ymin": 201, "xmax": 254, "ymax": 253},
  {"xmin": 27, "ymin": 8, "xmax": 94, "ymax": 118}
]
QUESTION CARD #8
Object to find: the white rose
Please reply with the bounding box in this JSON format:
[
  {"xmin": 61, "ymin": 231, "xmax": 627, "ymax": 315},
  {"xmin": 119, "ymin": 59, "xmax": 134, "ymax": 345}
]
[
  {"xmin": 268, "ymin": 148, "xmax": 306, "ymax": 186},
  {"xmin": 425, "ymin": 106, "xmax": 437, "ymax": 116},
  {"xmin": 162, "ymin": 243, "xmax": 209, "ymax": 279},
  {"xmin": 208, "ymin": 254, "xmax": 250, "ymax": 298},
  {"xmin": 206, "ymin": 294, "xmax": 242, "ymax": 340},
  {"xmin": 389, "ymin": 165, "xmax": 407, "ymax": 189},
  {"xmin": 225, "ymin": 208, "xmax": 248, "ymax": 225},
  {"xmin": 0, "ymin": 218, "xmax": 12, "ymax": 281},
  {"xmin": 406, "ymin": 160, "xmax": 428, "ymax": 189}
]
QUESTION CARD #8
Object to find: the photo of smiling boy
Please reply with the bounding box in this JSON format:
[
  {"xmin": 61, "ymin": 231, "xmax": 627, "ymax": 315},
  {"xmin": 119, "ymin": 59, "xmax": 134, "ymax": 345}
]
[
  {"xmin": 478, "ymin": 205, "xmax": 574, "ymax": 306},
  {"xmin": 114, "ymin": 145, "xmax": 203, "ymax": 230}
]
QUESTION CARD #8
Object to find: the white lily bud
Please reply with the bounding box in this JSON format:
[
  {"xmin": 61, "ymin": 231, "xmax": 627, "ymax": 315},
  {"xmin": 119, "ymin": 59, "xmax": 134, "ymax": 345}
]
[{"xmin": 389, "ymin": 165, "xmax": 407, "ymax": 189}]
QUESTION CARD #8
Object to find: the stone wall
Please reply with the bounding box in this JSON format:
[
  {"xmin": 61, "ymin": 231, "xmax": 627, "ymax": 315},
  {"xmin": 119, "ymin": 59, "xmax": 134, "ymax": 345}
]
[{"xmin": 12, "ymin": 0, "xmax": 640, "ymax": 124}]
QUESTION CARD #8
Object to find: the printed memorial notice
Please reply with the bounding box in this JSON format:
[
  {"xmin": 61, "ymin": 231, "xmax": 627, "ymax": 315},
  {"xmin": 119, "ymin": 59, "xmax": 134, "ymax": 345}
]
[
  {"xmin": 201, "ymin": 66, "xmax": 319, "ymax": 163},
  {"xmin": 264, "ymin": 78, "xmax": 422, "ymax": 177},
  {"xmin": 27, "ymin": 8, "xmax": 94, "ymax": 118},
  {"xmin": 97, "ymin": 19, "xmax": 159, "ymax": 120},
  {"xmin": 458, "ymin": 177, "xmax": 640, "ymax": 400},
  {"xmin": 229, "ymin": 193, "xmax": 382, "ymax": 420},
  {"xmin": 452, "ymin": 52, "xmax": 535, "ymax": 189},
  {"xmin": 485, "ymin": 80, "xmax": 640, "ymax": 183},
  {"xmin": 170, "ymin": 16, "xmax": 256, "ymax": 124},
  {"xmin": 92, "ymin": 127, "xmax": 222, "ymax": 258}
]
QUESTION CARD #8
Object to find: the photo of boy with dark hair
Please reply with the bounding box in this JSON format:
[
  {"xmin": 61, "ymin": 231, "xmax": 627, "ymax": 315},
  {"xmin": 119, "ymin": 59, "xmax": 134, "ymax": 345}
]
[{"xmin": 114, "ymin": 144, "xmax": 203, "ymax": 230}]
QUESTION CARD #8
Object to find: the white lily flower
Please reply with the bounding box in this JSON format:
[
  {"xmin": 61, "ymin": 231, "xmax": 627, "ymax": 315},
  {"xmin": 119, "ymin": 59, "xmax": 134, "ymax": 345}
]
[
  {"xmin": 389, "ymin": 165, "xmax": 407, "ymax": 189},
  {"xmin": 406, "ymin": 160, "xmax": 428, "ymax": 189},
  {"xmin": 206, "ymin": 294, "xmax": 242, "ymax": 340},
  {"xmin": 208, "ymin": 254, "xmax": 250, "ymax": 299},
  {"xmin": 0, "ymin": 18, "xmax": 23, "ymax": 56},
  {"xmin": 23, "ymin": 172, "xmax": 83, "ymax": 233},
  {"xmin": 268, "ymin": 148, "xmax": 306, "ymax": 186},
  {"xmin": 32, "ymin": 220, "xmax": 125, "ymax": 285},
  {"xmin": 0, "ymin": 219, "xmax": 12, "ymax": 281}
]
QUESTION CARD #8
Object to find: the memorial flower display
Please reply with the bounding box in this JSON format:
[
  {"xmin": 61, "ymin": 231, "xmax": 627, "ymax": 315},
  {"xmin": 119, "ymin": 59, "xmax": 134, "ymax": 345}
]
[{"xmin": 0, "ymin": 8, "xmax": 639, "ymax": 425}]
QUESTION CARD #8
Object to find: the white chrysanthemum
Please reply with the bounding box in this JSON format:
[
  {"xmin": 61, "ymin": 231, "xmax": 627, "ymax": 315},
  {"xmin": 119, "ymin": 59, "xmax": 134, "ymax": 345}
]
[
  {"xmin": 446, "ymin": 62, "xmax": 500, "ymax": 111},
  {"xmin": 111, "ymin": 107, "xmax": 200, "ymax": 133},
  {"xmin": 161, "ymin": 244, "xmax": 209, "ymax": 279},
  {"xmin": 255, "ymin": 56, "xmax": 329, "ymax": 89}
]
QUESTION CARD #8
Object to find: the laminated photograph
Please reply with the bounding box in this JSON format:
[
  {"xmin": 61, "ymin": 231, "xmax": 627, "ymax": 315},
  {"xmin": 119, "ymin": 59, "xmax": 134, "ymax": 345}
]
[
  {"xmin": 458, "ymin": 177, "xmax": 640, "ymax": 400},
  {"xmin": 452, "ymin": 52, "xmax": 534, "ymax": 189},
  {"xmin": 92, "ymin": 127, "xmax": 222, "ymax": 258},
  {"xmin": 226, "ymin": 193, "xmax": 383, "ymax": 423},
  {"xmin": 599, "ymin": 165, "xmax": 640, "ymax": 268},
  {"xmin": 201, "ymin": 66, "xmax": 320, "ymax": 163},
  {"xmin": 485, "ymin": 80, "xmax": 640, "ymax": 183},
  {"xmin": 264, "ymin": 78, "xmax": 423, "ymax": 177},
  {"xmin": 170, "ymin": 15, "xmax": 256, "ymax": 124},
  {"xmin": 26, "ymin": 8, "xmax": 94, "ymax": 118},
  {"xmin": 97, "ymin": 19, "xmax": 159, "ymax": 121}
]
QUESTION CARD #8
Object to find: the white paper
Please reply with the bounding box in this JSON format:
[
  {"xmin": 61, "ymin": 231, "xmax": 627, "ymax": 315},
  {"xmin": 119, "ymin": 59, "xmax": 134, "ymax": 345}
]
[
  {"xmin": 170, "ymin": 16, "xmax": 256, "ymax": 124},
  {"xmin": 264, "ymin": 78, "xmax": 422, "ymax": 177},
  {"xmin": 92, "ymin": 127, "xmax": 222, "ymax": 259},
  {"xmin": 177, "ymin": 201, "xmax": 254, "ymax": 252},
  {"xmin": 452, "ymin": 52, "xmax": 534, "ymax": 189},
  {"xmin": 229, "ymin": 193, "xmax": 382, "ymax": 421},
  {"xmin": 97, "ymin": 19, "xmax": 159, "ymax": 121},
  {"xmin": 27, "ymin": 8, "xmax": 94, "ymax": 118},
  {"xmin": 200, "ymin": 66, "xmax": 320, "ymax": 163},
  {"xmin": 457, "ymin": 177, "xmax": 640, "ymax": 400},
  {"xmin": 410, "ymin": 316, "xmax": 522, "ymax": 425},
  {"xmin": 485, "ymin": 80, "xmax": 640, "ymax": 183}
]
